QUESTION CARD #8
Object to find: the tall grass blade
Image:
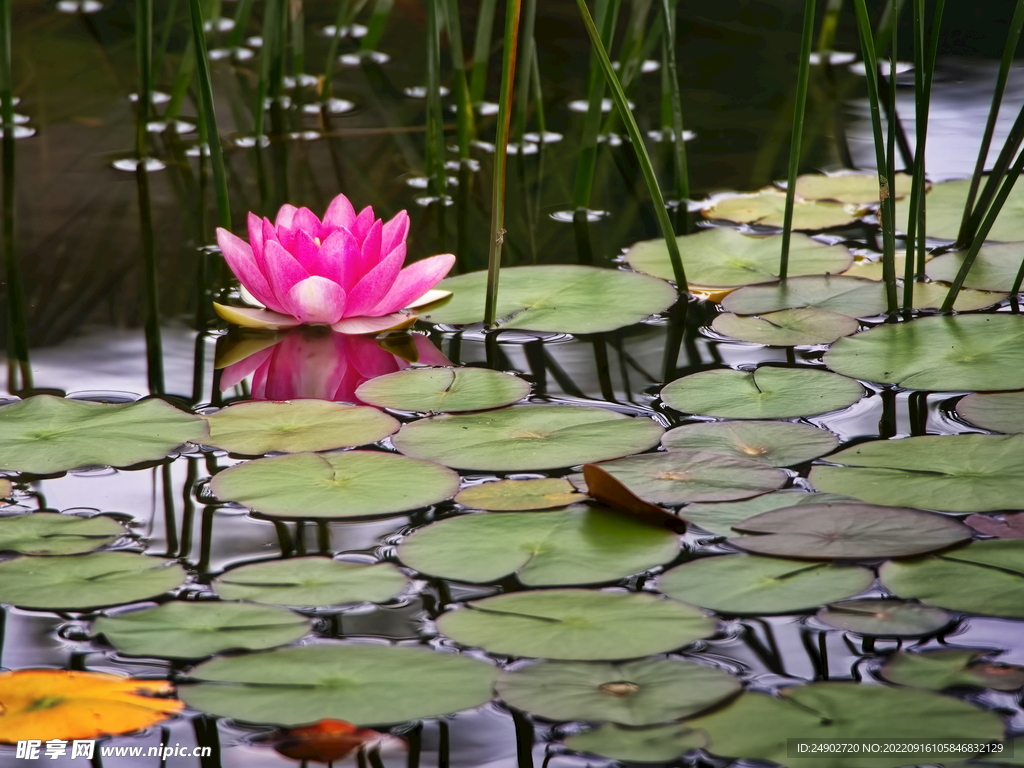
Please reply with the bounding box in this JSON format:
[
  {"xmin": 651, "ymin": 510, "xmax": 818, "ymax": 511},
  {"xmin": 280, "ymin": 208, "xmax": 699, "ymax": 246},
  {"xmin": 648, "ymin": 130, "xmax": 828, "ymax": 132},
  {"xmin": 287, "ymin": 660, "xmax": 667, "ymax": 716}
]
[
  {"xmin": 226, "ymin": 0, "xmax": 255, "ymax": 49},
  {"xmin": 425, "ymin": 0, "xmax": 447, "ymax": 203},
  {"xmin": 360, "ymin": 0, "xmax": 393, "ymax": 54},
  {"xmin": 189, "ymin": 0, "xmax": 231, "ymax": 230},
  {"xmin": 443, "ymin": 0, "xmax": 473, "ymax": 265},
  {"xmin": 321, "ymin": 0, "xmax": 352, "ymax": 99},
  {"xmin": 816, "ymin": 0, "xmax": 843, "ymax": 52},
  {"xmin": 658, "ymin": 0, "xmax": 689, "ymax": 218},
  {"xmin": 884, "ymin": 2, "xmax": 899, "ymax": 302},
  {"xmin": 571, "ymin": 0, "xmax": 617, "ymax": 210},
  {"xmin": 469, "ymin": 0, "xmax": 497, "ymax": 107}
]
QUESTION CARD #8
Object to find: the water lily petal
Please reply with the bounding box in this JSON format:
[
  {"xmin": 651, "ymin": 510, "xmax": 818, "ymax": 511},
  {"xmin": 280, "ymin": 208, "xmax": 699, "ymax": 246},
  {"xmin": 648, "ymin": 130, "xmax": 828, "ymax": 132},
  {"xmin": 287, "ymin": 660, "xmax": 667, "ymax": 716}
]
[
  {"xmin": 285, "ymin": 276, "xmax": 348, "ymax": 325},
  {"xmin": 405, "ymin": 288, "xmax": 452, "ymax": 310},
  {"xmin": 290, "ymin": 229, "xmax": 324, "ymax": 274},
  {"xmin": 370, "ymin": 253, "xmax": 457, "ymax": 315},
  {"xmin": 292, "ymin": 207, "xmax": 325, "ymax": 241},
  {"xmin": 216, "ymin": 228, "xmax": 277, "ymax": 309},
  {"xmin": 213, "ymin": 302, "xmax": 302, "ymax": 330},
  {"xmin": 323, "ymin": 193, "xmax": 358, "ymax": 231},
  {"xmin": 361, "ymin": 218, "xmax": 384, "ymax": 270},
  {"xmin": 330, "ymin": 312, "xmax": 414, "ymax": 335},
  {"xmin": 413, "ymin": 335, "xmax": 453, "ymax": 366},
  {"xmin": 247, "ymin": 212, "xmax": 266, "ymax": 256},
  {"xmin": 382, "ymin": 210, "xmax": 410, "ymax": 254},
  {"xmin": 259, "ymin": 332, "xmax": 353, "ymax": 400},
  {"xmin": 221, "ymin": 346, "xmax": 275, "ymax": 390},
  {"xmin": 263, "ymin": 239, "xmax": 313, "ymax": 308},
  {"xmin": 351, "ymin": 206, "xmax": 375, "ymax": 241},
  {"xmin": 316, "ymin": 227, "xmax": 361, "ymax": 289},
  {"xmin": 344, "ymin": 243, "xmax": 406, "ymax": 316},
  {"xmin": 276, "ymin": 204, "xmax": 298, "ymax": 229}
]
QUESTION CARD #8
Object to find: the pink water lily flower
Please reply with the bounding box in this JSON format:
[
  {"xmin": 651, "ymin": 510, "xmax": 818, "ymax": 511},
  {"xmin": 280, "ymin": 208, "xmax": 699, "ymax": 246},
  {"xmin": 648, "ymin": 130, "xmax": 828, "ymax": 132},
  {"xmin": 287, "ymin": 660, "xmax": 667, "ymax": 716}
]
[{"xmin": 214, "ymin": 194, "xmax": 456, "ymax": 334}]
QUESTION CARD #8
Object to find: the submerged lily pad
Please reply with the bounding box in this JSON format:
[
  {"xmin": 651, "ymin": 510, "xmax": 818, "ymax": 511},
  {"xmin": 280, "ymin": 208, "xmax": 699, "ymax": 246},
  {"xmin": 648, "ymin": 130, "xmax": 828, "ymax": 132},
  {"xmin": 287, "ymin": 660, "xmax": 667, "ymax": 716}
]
[
  {"xmin": 927, "ymin": 241, "xmax": 1024, "ymax": 292},
  {"xmin": 454, "ymin": 478, "xmax": 587, "ymax": 510},
  {"xmin": 420, "ymin": 265, "xmax": 677, "ymax": 333},
  {"xmin": 564, "ymin": 723, "xmax": 707, "ymax": 763},
  {"xmin": 794, "ymin": 171, "xmax": 914, "ymax": 204},
  {"xmin": 957, "ymin": 391, "xmax": 1024, "ymax": 434},
  {"xmin": 391, "ymin": 404, "xmax": 663, "ymax": 471},
  {"xmin": 496, "ymin": 658, "xmax": 740, "ymax": 725},
  {"xmin": 816, "ymin": 600, "xmax": 953, "ymax": 636},
  {"xmin": 398, "ymin": 505, "xmax": 679, "ymax": 586},
  {"xmin": 661, "ymin": 367, "xmax": 863, "ymax": 419},
  {"xmin": 0, "ymin": 512, "xmax": 127, "ymax": 555},
  {"xmin": 0, "ymin": 552, "xmax": 185, "ymax": 610},
  {"xmin": 437, "ymin": 590, "xmax": 716, "ymax": 660},
  {"xmin": 93, "ymin": 601, "xmax": 311, "ymax": 659},
  {"xmin": 662, "ymin": 421, "xmax": 838, "ymax": 467},
  {"xmin": 625, "ymin": 227, "xmax": 853, "ymax": 287},
  {"xmin": 212, "ymin": 557, "xmax": 408, "ymax": 607},
  {"xmin": 202, "ymin": 400, "xmax": 398, "ymax": 454},
  {"xmin": 895, "ymin": 177, "xmax": 1024, "ymax": 241},
  {"xmin": 681, "ymin": 491, "xmax": 857, "ymax": 536},
  {"xmin": 0, "ymin": 395, "xmax": 208, "ymax": 474},
  {"xmin": 659, "ymin": 556, "xmax": 874, "ymax": 614},
  {"xmin": 702, "ymin": 190, "xmax": 857, "ymax": 229},
  {"xmin": 210, "ymin": 450, "xmax": 459, "ymax": 519},
  {"xmin": 712, "ymin": 308, "xmax": 859, "ymax": 346},
  {"xmin": 825, "ymin": 314, "xmax": 1024, "ymax": 391},
  {"xmin": 354, "ymin": 367, "xmax": 530, "ymax": 412},
  {"xmin": 729, "ymin": 502, "xmax": 970, "ymax": 559},
  {"xmin": 179, "ymin": 644, "xmax": 496, "ymax": 727},
  {"xmin": 880, "ymin": 649, "xmax": 1024, "ymax": 691},
  {"xmin": 809, "ymin": 434, "xmax": 1024, "ymax": 512},
  {"xmin": 721, "ymin": 275, "xmax": 886, "ymax": 317}
]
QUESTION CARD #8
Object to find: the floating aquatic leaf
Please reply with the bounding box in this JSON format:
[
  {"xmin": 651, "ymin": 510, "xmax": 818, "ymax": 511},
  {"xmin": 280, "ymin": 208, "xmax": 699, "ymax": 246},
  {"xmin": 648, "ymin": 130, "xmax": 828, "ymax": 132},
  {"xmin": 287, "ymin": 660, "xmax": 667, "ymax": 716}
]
[
  {"xmin": 93, "ymin": 601, "xmax": 311, "ymax": 659},
  {"xmin": 202, "ymin": 400, "xmax": 399, "ymax": 454},
  {"xmin": 420, "ymin": 265, "xmax": 677, "ymax": 333},
  {"xmin": 661, "ymin": 367, "xmax": 863, "ymax": 419},
  {"xmin": 965, "ymin": 513, "xmax": 1024, "ymax": 539},
  {"xmin": 398, "ymin": 505, "xmax": 679, "ymax": 586},
  {"xmin": 658, "ymin": 555, "xmax": 874, "ymax": 614},
  {"xmin": 496, "ymin": 658, "xmax": 740, "ymax": 725},
  {"xmin": 702, "ymin": 189, "xmax": 857, "ymax": 229},
  {"xmin": 213, "ymin": 556, "xmax": 408, "ymax": 606},
  {"xmin": 581, "ymin": 464, "xmax": 688, "ymax": 532},
  {"xmin": 454, "ymin": 478, "xmax": 586, "ymax": 510},
  {"xmin": 721, "ymin": 275, "xmax": 886, "ymax": 317},
  {"xmin": 809, "ymin": 434, "xmax": 1024, "ymax": 512},
  {"xmin": 842, "ymin": 252, "xmax": 910, "ymax": 281},
  {"xmin": 0, "ymin": 512, "xmax": 127, "ymax": 555},
  {"xmin": 927, "ymin": 241, "xmax": 1024, "ymax": 292},
  {"xmin": 712, "ymin": 308, "xmax": 859, "ymax": 346},
  {"xmin": 903, "ymin": 281, "xmax": 1006, "ymax": 311},
  {"xmin": 816, "ymin": 599, "xmax": 953, "ymax": 636},
  {"xmin": 662, "ymin": 421, "xmax": 839, "ymax": 467},
  {"xmin": 354, "ymin": 367, "xmax": 530, "ymax": 412},
  {"xmin": 0, "ymin": 395, "xmax": 208, "ymax": 474},
  {"xmin": 958, "ymin": 391, "xmax": 1024, "ymax": 434},
  {"xmin": 625, "ymin": 227, "xmax": 853, "ymax": 287},
  {"xmin": 0, "ymin": 552, "xmax": 185, "ymax": 610},
  {"xmin": 564, "ymin": 723, "xmax": 707, "ymax": 762},
  {"xmin": 0, "ymin": 670, "xmax": 182, "ymax": 742},
  {"xmin": 437, "ymin": 590, "xmax": 716, "ymax": 660},
  {"xmin": 179, "ymin": 644, "xmax": 496, "ymax": 727},
  {"xmin": 681, "ymin": 491, "xmax": 857, "ymax": 536},
  {"xmin": 825, "ymin": 315, "xmax": 1024, "ymax": 391},
  {"xmin": 880, "ymin": 649, "xmax": 1024, "ymax": 691},
  {"xmin": 793, "ymin": 171, "xmax": 914, "ymax": 204},
  {"xmin": 894, "ymin": 177, "xmax": 1024, "ymax": 241},
  {"xmin": 210, "ymin": 450, "xmax": 459, "ymax": 518},
  {"xmin": 391, "ymin": 404, "xmax": 663, "ymax": 471}
]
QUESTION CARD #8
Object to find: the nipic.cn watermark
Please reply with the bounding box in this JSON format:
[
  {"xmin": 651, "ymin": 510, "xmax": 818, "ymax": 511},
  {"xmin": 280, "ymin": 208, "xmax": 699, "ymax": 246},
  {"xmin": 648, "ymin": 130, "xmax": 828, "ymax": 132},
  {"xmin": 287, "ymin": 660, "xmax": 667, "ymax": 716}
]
[{"xmin": 14, "ymin": 741, "xmax": 213, "ymax": 760}]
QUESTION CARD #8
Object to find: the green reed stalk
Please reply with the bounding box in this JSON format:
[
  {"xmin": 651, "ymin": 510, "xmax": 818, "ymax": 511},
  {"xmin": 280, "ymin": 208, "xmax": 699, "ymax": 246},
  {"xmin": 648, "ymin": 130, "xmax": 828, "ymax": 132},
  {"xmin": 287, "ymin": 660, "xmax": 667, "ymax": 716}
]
[
  {"xmin": 816, "ymin": 0, "xmax": 843, "ymax": 53},
  {"xmin": 425, "ymin": 0, "xmax": 447, "ymax": 202},
  {"xmin": 135, "ymin": 0, "xmax": 153, "ymax": 161},
  {"xmin": 226, "ymin": 0, "xmax": 255, "ymax": 49},
  {"xmin": 153, "ymin": 0, "xmax": 179, "ymax": 80},
  {"xmin": 360, "ymin": 0, "xmax": 393, "ymax": 53},
  {"xmin": 189, "ymin": 0, "xmax": 231, "ymax": 230},
  {"xmin": 659, "ymin": 0, "xmax": 689, "ymax": 215},
  {"xmin": 254, "ymin": 0, "xmax": 283, "ymax": 141},
  {"xmin": 575, "ymin": 0, "xmax": 688, "ymax": 292},
  {"xmin": 320, "ymin": 0, "xmax": 351, "ymax": 99},
  {"xmin": 444, "ymin": 0, "xmax": 473, "ymax": 264},
  {"xmin": 778, "ymin": 0, "xmax": 815, "ymax": 281},
  {"xmin": 483, "ymin": 0, "xmax": 522, "ymax": 327},
  {"xmin": 469, "ymin": 0, "xmax": 497, "ymax": 107},
  {"xmin": 513, "ymin": 0, "xmax": 537, "ymax": 144},
  {"xmin": 290, "ymin": 0, "xmax": 304, "ymax": 86}
]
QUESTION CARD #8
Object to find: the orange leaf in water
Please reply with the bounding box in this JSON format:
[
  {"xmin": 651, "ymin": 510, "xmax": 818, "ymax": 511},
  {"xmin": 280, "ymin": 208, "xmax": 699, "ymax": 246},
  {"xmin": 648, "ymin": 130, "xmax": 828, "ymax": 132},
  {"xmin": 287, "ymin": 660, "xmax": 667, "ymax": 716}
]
[
  {"xmin": 272, "ymin": 719, "xmax": 383, "ymax": 763},
  {"xmin": 582, "ymin": 464, "xmax": 688, "ymax": 533},
  {"xmin": 0, "ymin": 669, "xmax": 182, "ymax": 743}
]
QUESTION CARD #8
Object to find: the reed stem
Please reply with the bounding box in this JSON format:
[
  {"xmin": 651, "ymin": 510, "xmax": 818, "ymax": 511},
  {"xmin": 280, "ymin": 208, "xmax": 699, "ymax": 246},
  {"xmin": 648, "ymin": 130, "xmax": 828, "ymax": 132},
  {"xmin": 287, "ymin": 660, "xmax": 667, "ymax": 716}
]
[
  {"xmin": 469, "ymin": 0, "xmax": 497, "ymax": 107},
  {"xmin": 659, "ymin": 0, "xmax": 689, "ymax": 214},
  {"xmin": 425, "ymin": 0, "xmax": 447, "ymax": 202},
  {"xmin": 189, "ymin": 0, "xmax": 231, "ymax": 230}
]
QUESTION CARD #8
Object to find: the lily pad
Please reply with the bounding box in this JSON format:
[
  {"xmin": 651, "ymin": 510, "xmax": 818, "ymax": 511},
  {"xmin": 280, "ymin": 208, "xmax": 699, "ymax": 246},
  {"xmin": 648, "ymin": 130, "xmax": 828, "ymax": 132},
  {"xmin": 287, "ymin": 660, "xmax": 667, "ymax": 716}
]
[
  {"xmin": 625, "ymin": 227, "xmax": 854, "ymax": 287},
  {"xmin": 658, "ymin": 556, "xmax": 874, "ymax": 614},
  {"xmin": 391, "ymin": 404, "xmax": 663, "ymax": 471},
  {"xmin": 0, "ymin": 552, "xmax": 185, "ymax": 610},
  {"xmin": 210, "ymin": 450, "xmax": 459, "ymax": 518},
  {"xmin": 965, "ymin": 513, "xmax": 1024, "ymax": 539},
  {"xmin": 681, "ymin": 491, "xmax": 858, "ymax": 536},
  {"xmin": 178, "ymin": 644, "xmax": 497, "ymax": 727},
  {"xmin": 661, "ymin": 367, "xmax": 863, "ymax": 419},
  {"xmin": 354, "ymin": 367, "xmax": 530, "ymax": 412},
  {"xmin": 437, "ymin": 589, "xmax": 716, "ymax": 660},
  {"xmin": 454, "ymin": 478, "xmax": 587, "ymax": 510},
  {"xmin": 581, "ymin": 463, "xmax": 690, "ymax": 532},
  {"xmin": 793, "ymin": 171, "xmax": 914, "ymax": 204},
  {"xmin": 495, "ymin": 658, "xmax": 740, "ymax": 725},
  {"xmin": 702, "ymin": 189, "xmax": 858, "ymax": 229},
  {"xmin": 212, "ymin": 556, "xmax": 408, "ymax": 606},
  {"xmin": 420, "ymin": 265, "xmax": 677, "ymax": 333},
  {"xmin": 809, "ymin": 434, "xmax": 1024, "ymax": 512},
  {"xmin": 958, "ymin": 391, "xmax": 1024, "ymax": 433},
  {"xmin": 0, "ymin": 395, "xmax": 208, "ymax": 474},
  {"xmin": 93, "ymin": 601, "xmax": 311, "ymax": 659},
  {"xmin": 712, "ymin": 308, "xmax": 859, "ymax": 346},
  {"xmin": 397, "ymin": 505, "xmax": 679, "ymax": 586},
  {"xmin": 202, "ymin": 400, "xmax": 399, "ymax": 454},
  {"xmin": 824, "ymin": 314, "xmax": 1024, "ymax": 391},
  {"xmin": 843, "ymin": 252, "xmax": 910, "ymax": 281},
  {"xmin": 662, "ymin": 421, "xmax": 839, "ymax": 467},
  {"xmin": 0, "ymin": 512, "xmax": 127, "ymax": 555},
  {"xmin": 902, "ymin": 281, "xmax": 1007, "ymax": 311},
  {"xmin": 880, "ymin": 649, "xmax": 1024, "ymax": 691},
  {"xmin": 816, "ymin": 599, "xmax": 953, "ymax": 636},
  {"xmin": 589, "ymin": 450, "xmax": 787, "ymax": 504},
  {"xmin": 894, "ymin": 177, "xmax": 1024, "ymax": 241},
  {"xmin": 564, "ymin": 723, "xmax": 707, "ymax": 762},
  {"xmin": 927, "ymin": 241, "xmax": 1024, "ymax": 292},
  {"xmin": 728, "ymin": 503, "xmax": 970, "ymax": 559},
  {"xmin": 721, "ymin": 275, "xmax": 886, "ymax": 317}
]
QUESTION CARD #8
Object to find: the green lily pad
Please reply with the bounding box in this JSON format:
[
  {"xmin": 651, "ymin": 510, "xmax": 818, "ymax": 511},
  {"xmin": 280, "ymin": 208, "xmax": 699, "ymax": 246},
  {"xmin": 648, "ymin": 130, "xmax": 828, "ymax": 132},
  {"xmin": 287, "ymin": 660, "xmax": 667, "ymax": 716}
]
[
  {"xmin": 728, "ymin": 503, "xmax": 970, "ymax": 559},
  {"xmin": 496, "ymin": 658, "xmax": 740, "ymax": 725},
  {"xmin": 880, "ymin": 540, "xmax": 1024, "ymax": 618},
  {"xmin": 880, "ymin": 649, "xmax": 1024, "ymax": 691},
  {"xmin": 354, "ymin": 367, "xmax": 530, "ymax": 412},
  {"xmin": 564, "ymin": 723, "xmax": 707, "ymax": 762},
  {"xmin": 589, "ymin": 450, "xmax": 786, "ymax": 504},
  {"xmin": 927, "ymin": 241, "xmax": 1024, "ymax": 292},
  {"xmin": 437, "ymin": 589, "xmax": 716, "ymax": 660},
  {"xmin": 178, "ymin": 643, "xmax": 497, "ymax": 727},
  {"xmin": 816, "ymin": 599, "xmax": 953, "ymax": 636},
  {"xmin": 702, "ymin": 190, "xmax": 858, "ymax": 229},
  {"xmin": 958, "ymin": 391, "xmax": 1024, "ymax": 433},
  {"xmin": 454, "ymin": 478, "xmax": 587, "ymax": 510},
  {"xmin": 794, "ymin": 171, "xmax": 914, "ymax": 204},
  {"xmin": 0, "ymin": 395, "xmax": 208, "ymax": 474},
  {"xmin": 688, "ymin": 683, "xmax": 1005, "ymax": 768},
  {"xmin": 824, "ymin": 314, "xmax": 1024, "ymax": 391},
  {"xmin": 662, "ymin": 421, "xmax": 839, "ymax": 467},
  {"xmin": 661, "ymin": 367, "xmax": 863, "ymax": 419},
  {"xmin": 0, "ymin": 512, "xmax": 127, "ymax": 555},
  {"xmin": 721, "ymin": 275, "xmax": 887, "ymax": 317},
  {"xmin": 712, "ymin": 308, "xmax": 859, "ymax": 346},
  {"xmin": 842, "ymin": 252, "xmax": 910, "ymax": 281},
  {"xmin": 658, "ymin": 556, "xmax": 874, "ymax": 614},
  {"xmin": 202, "ymin": 400, "xmax": 399, "ymax": 454},
  {"xmin": 895, "ymin": 177, "xmax": 1024, "ymax": 241},
  {"xmin": 391, "ymin": 404, "xmax": 663, "ymax": 471},
  {"xmin": 210, "ymin": 450, "xmax": 459, "ymax": 519},
  {"xmin": 420, "ymin": 265, "xmax": 677, "ymax": 333},
  {"xmin": 625, "ymin": 227, "xmax": 854, "ymax": 287},
  {"xmin": 0, "ymin": 552, "xmax": 185, "ymax": 610},
  {"xmin": 809, "ymin": 434, "xmax": 1024, "ymax": 512},
  {"xmin": 682, "ymin": 491, "xmax": 858, "ymax": 536},
  {"xmin": 93, "ymin": 601, "xmax": 311, "ymax": 659},
  {"xmin": 397, "ymin": 505, "xmax": 679, "ymax": 586},
  {"xmin": 903, "ymin": 281, "xmax": 1007, "ymax": 311},
  {"xmin": 212, "ymin": 556, "xmax": 408, "ymax": 606}
]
